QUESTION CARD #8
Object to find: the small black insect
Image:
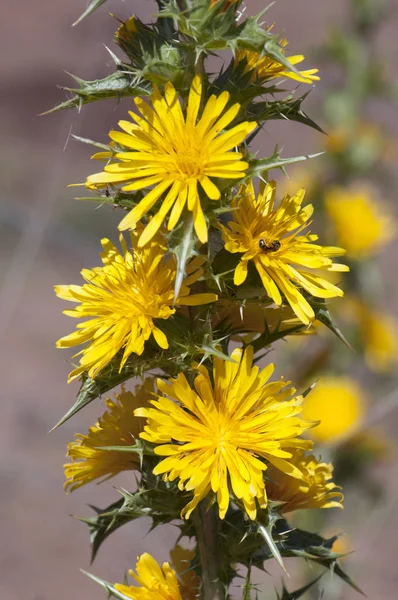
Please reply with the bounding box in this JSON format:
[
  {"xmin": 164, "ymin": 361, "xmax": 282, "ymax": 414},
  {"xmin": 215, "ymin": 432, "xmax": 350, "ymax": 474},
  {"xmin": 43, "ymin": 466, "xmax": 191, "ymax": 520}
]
[{"xmin": 258, "ymin": 238, "xmax": 281, "ymax": 253}]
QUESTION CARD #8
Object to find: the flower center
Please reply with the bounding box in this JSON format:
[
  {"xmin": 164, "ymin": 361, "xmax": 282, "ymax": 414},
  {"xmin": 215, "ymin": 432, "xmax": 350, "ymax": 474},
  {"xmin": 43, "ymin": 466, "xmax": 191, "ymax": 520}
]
[{"xmin": 175, "ymin": 146, "xmax": 202, "ymax": 177}]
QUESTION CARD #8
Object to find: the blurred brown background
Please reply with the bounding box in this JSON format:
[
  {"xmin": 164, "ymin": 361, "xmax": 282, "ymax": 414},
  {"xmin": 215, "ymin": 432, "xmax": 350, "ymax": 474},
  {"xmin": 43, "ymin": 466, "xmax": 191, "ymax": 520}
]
[{"xmin": 1, "ymin": 1, "xmax": 397, "ymax": 599}]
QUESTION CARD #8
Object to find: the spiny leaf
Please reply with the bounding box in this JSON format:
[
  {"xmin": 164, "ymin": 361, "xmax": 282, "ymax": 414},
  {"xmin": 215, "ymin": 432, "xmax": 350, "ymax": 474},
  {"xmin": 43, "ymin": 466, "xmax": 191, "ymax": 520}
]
[
  {"xmin": 200, "ymin": 343, "xmax": 238, "ymax": 364},
  {"xmin": 96, "ymin": 443, "xmax": 153, "ymax": 455},
  {"xmin": 258, "ymin": 523, "xmax": 287, "ymax": 574},
  {"xmin": 225, "ymin": 512, "xmax": 362, "ymax": 594},
  {"xmin": 309, "ymin": 298, "xmax": 354, "ymax": 350},
  {"xmin": 247, "ymin": 93, "xmax": 325, "ymax": 134},
  {"xmin": 50, "ymin": 348, "xmax": 171, "ymax": 430},
  {"xmin": 70, "ymin": 134, "xmax": 111, "ymax": 151},
  {"xmin": 168, "ymin": 214, "xmax": 196, "ymax": 304},
  {"xmin": 78, "ymin": 485, "xmax": 186, "ymax": 561},
  {"xmin": 42, "ymin": 71, "xmax": 149, "ymax": 114},
  {"xmin": 73, "ymin": 0, "xmax": 108, "ymax": 27},
  {"xmin": 77, "ymin": 499, "xmax": 127, "ymax": 563},
  {"xmin": 276, "ymin": 574, "xmax": 324, "ymax": 600},
  {"xmin": 247, "ymin": 148, "xmax": 324, "ymax": 179},
  {"xmin": 82, "ymin": 571, "xmax": 132, "ymax": 600}
]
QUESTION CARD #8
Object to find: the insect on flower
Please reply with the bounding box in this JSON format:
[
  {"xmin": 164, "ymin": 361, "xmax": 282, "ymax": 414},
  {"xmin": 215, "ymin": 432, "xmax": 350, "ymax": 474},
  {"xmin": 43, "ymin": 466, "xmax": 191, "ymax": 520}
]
[{"xmin": 259, "ymin": 238, "xmax": 281, "ymax": 253}]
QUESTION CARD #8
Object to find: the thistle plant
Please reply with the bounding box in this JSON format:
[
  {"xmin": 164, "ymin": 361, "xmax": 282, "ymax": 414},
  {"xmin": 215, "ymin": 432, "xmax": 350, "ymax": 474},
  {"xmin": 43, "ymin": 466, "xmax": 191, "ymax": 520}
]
[{"xmin": 50, "ymin": 1, "xmax": 364, "ymax": 598}]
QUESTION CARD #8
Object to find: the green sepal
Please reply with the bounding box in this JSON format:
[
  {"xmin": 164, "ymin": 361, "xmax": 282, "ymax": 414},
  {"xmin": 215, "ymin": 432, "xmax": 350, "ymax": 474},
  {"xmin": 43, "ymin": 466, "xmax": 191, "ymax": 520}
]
[
  {"xmin": 115, "ymin": 15, "xmax": 185, "ymax": 87},
  {"xmin": 73, "ymin": 0, "xmax": 107, "ymax": 27},
  {"xmin": 43, "ymin": 70, "xmax": 149, "ymax": 114}
]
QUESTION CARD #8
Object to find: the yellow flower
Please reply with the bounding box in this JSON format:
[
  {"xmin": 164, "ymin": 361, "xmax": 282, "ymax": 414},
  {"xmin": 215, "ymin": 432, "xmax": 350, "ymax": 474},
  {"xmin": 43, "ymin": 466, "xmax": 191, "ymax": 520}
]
[
  {"xmin": 135, "ymin": 346, "xmax": 313, "ymax": 520},
  {"xmin": 302, "ymin": 377, "xmax": 364, "ymax": 444},
  {"xmin": 236, "ymin": 39, "xmax": 319, "ymax": 85},
  {"xmin": 64, "ymin": 383, "xmax": 152, "ymax": 492},
  {"xmin": 115, "ymin": 553, "xmax": 183, "ymax": 600},
  {"xmin": 360, "ymin": 307, "xmax": 398, "ymax": 373},
  {"xmin": 325, "ymin": 187, "xmax": 395, "ymax": 260},
  {"xmin": 266, "ymin": 450, "xmax": 343, "ymax": 513},
  {"xmin": 55, "ymin": 232, "xmax": 217, "ymax": 382},
  {"xmin": 221, "ymin": 180, "xmax": 348, "ymax": 325},
  {"xmin": 86, "ymin": 76, "xmax": 256, "ymax": 246}
]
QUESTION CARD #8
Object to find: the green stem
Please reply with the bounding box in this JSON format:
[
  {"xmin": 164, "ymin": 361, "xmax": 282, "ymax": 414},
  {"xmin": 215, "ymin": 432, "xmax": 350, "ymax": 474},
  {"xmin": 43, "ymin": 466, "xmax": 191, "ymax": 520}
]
[{"xmin": 193, "ymin": 502, "xmax": 225, "ymax": 600}]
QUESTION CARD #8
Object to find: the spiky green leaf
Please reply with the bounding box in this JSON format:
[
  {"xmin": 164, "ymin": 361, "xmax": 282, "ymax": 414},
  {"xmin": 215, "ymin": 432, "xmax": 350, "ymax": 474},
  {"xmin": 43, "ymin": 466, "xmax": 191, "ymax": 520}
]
[
  {"xmin": 247, "ymin": 148, "xmax": 324, "ymax": 179},
  {"xmin": 50, "ymin": 348, "xmax": 172, "ymax": 430},
  {"xmin": 43, "ymin": 71, "xmax": 149, "ymax": 114},
  {"xmin": 276, "ymin": 575, "xmax": 324, "ymax": 600},
  {"xmin": 83, "ymin": 571, "xmax": 132, "ymax": 600}
]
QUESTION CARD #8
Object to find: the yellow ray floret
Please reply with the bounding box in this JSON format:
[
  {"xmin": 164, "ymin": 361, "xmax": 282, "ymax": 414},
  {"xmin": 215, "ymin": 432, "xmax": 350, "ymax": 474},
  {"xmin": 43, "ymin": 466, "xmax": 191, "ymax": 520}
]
[
  {"xmin": 221, "ymin": 180, "xmax": 349, "ymax": 325},
  {"xmin": 55, "ymin": 231, "xmax": 217, "ymax": 382},
  {"xmin": 266, "ymin": 450, "xmax": 343, "ymax": 513},
  {"xmin": 64, "ymin": 382, "xmax": 152, "ymax": 491},
  {"xmin": 236, "ymin": 38, "xmax": 319, "ymax": 85},
  {"xmin": 85, "ymin": 75, "xmax": 256, "ymax": 246},
  {"xmin": 135, "ymin": 346, "xmax": 314, "ymax": 520},
  {"xmin": 114, "ymin": 553, "xmax": 183, "ymax": 600}
]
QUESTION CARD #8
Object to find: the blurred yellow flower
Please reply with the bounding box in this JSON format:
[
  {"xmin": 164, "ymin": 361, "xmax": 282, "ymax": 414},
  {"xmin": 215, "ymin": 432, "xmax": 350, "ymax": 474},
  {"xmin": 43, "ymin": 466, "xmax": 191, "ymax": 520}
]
[
  {"xmin": 55, "ymin": 231, "xmax": 217, "ymax": 382},
  {"xmin": 326, "ymin": 122, "xmax": 385, "ymax": 157},
  {"xmin": 267, "ymin": 450, "xmax": 343, "ymax": 512},
  {"xmin": 325, "ymin": 187, "xmax": 395, "ymax": 260},
  {"xmin": 86, "ymin": 75, "xmax": 256, "ymax": 245},
  {"xmin": 361, "ymin": 308, "xmax": 398, "ymax": 373},
  {"xmin": 302, "ymin": 377, "xmax": 364, "ymax": 444},
  {"xmin": 136, "ymin": 346, "xmax": 313, "ymax": 520},
  {"xmin": 221, "ymin": 180, "xmax": 348, "ymax": 325},
  {"xmin": 64, "ymin": 383, "xmax": 151, "ymax": 492},
  {"xmin": 237, "ymin": 39, "xmax": 319, "ymax": 84},
  {"xmin": 342, "ymin": 297, "xmax": 398, "ymax": 373},
  {"xmin": 115, "ymin": 553, "xmax": 183, "ymax": 600}
]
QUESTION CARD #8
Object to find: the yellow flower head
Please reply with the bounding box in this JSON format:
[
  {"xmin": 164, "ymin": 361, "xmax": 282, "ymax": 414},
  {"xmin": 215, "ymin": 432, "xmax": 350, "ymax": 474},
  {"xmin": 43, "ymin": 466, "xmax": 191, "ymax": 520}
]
[
  {"xmin": 236, "ymin": 38, "xmax": 319, "ymax": 85},
  {"xmin": 302, "ymin": 377, "xmax": 364, "ymax": 444},
  {"xmin": 221, "ymin": 180, "xmax": 348, "ymax": 325},
  {"xmin": 135, "ymin": 346, "xmax": 314, "ymax": 520},
  {"xmin": 64, "ymin": 382, "xmax": 152, "ymax": 492},
  {"xmin": 266, "ymin": 450, "xmax": 343, "ymax": 513},
  {"xmin": 325, "ymin": 187, "xmax": 395, "ymax": 260},
  {"xmin": 115, "ymin": 553, "xmax": 183, "ymax": 600},
  {"xmin": 55, "ymin": 232, "xmax": 217, "ymax": 382},
  {"xmin": 360, "ymin": 306, "xmax": 398, "ymax": 373},
  {"xmin": 86, "ymin": 76, "xmax": 256, "ymax": 246}
]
